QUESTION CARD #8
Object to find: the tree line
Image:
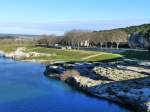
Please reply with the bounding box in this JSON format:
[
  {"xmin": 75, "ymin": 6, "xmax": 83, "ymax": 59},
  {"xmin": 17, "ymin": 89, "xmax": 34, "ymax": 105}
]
[{"xmin": 37, "ymin": 29, "xmax": 128, "ymax": 49}]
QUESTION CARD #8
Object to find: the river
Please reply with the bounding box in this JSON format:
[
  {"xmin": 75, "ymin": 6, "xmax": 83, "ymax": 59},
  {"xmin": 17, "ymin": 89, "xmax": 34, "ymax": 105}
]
[{"xmin": 0, "ymin": 58, "xmax": 130, "ymax": 112}]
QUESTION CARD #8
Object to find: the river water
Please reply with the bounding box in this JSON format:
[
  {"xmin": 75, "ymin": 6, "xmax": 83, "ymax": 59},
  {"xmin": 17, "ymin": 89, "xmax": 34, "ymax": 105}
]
[{"xmin": 0, "ymin": 58, "xmax": 130, "ymax": 112}]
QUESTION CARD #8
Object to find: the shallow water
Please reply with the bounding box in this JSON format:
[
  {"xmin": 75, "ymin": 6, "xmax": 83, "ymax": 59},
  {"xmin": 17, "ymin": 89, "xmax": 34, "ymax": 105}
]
[{"xmin": 0, "ymin": 58, "xmax": 130, "ymax": 112}]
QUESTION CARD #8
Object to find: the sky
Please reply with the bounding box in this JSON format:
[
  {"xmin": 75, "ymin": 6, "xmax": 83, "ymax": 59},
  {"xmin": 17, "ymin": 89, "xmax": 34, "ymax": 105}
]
[{"xmin": 0, "ymin": 0, "xmax": 150, "ymax": 35}]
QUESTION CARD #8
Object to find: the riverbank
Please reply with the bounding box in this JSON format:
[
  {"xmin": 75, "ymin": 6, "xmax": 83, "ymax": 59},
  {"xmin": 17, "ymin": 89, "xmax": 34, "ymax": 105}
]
[{"xmin": 44, "ymin": 61, "xmax": 150, "ymax": 112}]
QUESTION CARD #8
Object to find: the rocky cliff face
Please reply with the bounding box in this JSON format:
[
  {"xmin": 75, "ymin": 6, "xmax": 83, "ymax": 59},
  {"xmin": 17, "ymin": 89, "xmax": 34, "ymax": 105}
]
[{"xmin": 128, "ymin": 33, "xmax": 149, "ymax": 49}]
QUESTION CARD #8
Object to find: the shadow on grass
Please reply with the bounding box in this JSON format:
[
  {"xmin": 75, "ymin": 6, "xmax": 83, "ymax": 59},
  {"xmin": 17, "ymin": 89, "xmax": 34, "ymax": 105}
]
[{"xmin": 122, "ymin": 50, "xmax": 150, "ymax": 60}]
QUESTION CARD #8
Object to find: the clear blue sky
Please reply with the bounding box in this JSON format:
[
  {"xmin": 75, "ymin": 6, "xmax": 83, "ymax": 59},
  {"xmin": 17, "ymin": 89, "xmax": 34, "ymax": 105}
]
[{"xmin": 0, "ymin": 0, "xmax": 150, "ymax": 35}]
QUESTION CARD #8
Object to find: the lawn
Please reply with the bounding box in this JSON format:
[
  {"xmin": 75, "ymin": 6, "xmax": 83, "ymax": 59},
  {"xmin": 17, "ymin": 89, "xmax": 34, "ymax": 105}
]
[
  {"xmin": 25, "ymin": 46, "xmax": 122, "ymax": 62},
  {"xmin": 122, "ymin": 50, "xmax": 150, "ymax": 60},
  {"xmin": 0, "ymin": 44, "xmax": 18, "ymax": 53},
  {"xmin": 4, "ymin": 44, "xmax": 149, "ymax": 62},
  {"xmin": 0, "ymin": 44, "xmax": 30, "ymax": 53},
  {"xmin": 1, "ymin": 44, "xmax": 148, "ymax": 61},
  {"xmin": 0, "ymin": 44, "xmax": 122, "ymax": 62}
]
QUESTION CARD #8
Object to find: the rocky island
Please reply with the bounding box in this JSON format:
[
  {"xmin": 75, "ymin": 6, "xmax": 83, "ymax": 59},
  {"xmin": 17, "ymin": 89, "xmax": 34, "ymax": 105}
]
[{"xmin": 44, "ymin": 60, "xmax": 150, "ymax": 112}]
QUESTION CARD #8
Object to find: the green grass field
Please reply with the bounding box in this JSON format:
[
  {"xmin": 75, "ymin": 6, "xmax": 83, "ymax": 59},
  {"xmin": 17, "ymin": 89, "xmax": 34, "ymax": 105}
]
[
  {"xmin": 26, "ymin": 46, "xmax": 122, "ymax": 62},
  {"xmin": 0, "ymin": 44, "xmax": 122, "ymax": 62},
  {"xmin": 0, "ymin": 44, "xmax": 29, "ymax": 53},
  {"xmin": 1, "ymin": 44, "xmax": 149, "ymax": 62}
]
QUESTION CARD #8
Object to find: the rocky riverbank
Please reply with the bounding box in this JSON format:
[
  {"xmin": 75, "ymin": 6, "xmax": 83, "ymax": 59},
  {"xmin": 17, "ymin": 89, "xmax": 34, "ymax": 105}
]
[{"xmin": 44, "ymin": 61, "xmax": 150, "ymax": 112}]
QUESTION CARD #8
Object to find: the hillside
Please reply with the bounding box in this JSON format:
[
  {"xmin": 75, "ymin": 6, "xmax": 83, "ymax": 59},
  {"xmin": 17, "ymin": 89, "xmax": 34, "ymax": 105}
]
[
  {"xmin": 96, "ymin": 23, "xmax": 150, "ymax": 35},
  {"xmin": 123, "ymin": 23, "xmax": 150, "ymax": 34},
  {"xmin": 93, "ymin": 23, "xmax": 150, "ymax": 49}
]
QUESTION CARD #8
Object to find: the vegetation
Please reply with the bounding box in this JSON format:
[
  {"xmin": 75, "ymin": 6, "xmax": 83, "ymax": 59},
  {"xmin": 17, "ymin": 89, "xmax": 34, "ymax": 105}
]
[
  {"xmin": 0, "ymin": 38, "xmax": 122, "ymax": 62},
  {"xmin": 36, "ymin": 24, "xmax": 150, "ymax": 50},
  {"xmin": 25, "ymin": 46, "xmax": 121, "ymax": 62},
  {"xmin": 0, "ymin": 44, "xmax": 19, "ymax": 53},
  {"xmin": 122, "ymin": 50, "xmax": 150, "ymax": 60},
  {"xmin": 123, "ymin": 23, "xmax": 150, "ymax": 35},
  {"xmin": 0, "ymin": 37, "xmax": 36, "ymax": 53},
  {"xmin": 37, "ymin": 29, "xmax": 128, "ymax": 49},
  {"xmin": 37, "ymin": 34, "xmax": 61, "ymax": 46}
]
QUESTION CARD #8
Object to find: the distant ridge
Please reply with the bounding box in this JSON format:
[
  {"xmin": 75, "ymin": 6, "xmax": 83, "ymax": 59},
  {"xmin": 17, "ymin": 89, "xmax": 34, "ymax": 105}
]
[
  {"xmin": 0, "ymin": 33, "xmax": 40, "ymax": 38},
  {"xmin": 94, "ymin": 23, "xmax": 150, "ymax": 34}
]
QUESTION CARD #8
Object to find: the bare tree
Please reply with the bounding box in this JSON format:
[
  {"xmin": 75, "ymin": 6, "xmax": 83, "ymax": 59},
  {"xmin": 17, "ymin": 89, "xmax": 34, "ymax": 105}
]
[{"xmin": 64, "ymin": 30, "xmax": 91, "ymax": 49}]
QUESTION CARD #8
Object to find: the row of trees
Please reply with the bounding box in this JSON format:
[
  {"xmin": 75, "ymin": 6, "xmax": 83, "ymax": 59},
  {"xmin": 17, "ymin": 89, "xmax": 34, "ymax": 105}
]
[{"xmin": 37, "ymin": 29, "xmax": 128, "ymax": 49}]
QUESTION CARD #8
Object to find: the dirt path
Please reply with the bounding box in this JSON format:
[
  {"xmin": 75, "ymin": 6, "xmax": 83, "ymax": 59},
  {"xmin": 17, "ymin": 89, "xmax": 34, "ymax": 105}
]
[{"xmin": 82, "ymin": 53, "xmax": 106, "ymax": 60}]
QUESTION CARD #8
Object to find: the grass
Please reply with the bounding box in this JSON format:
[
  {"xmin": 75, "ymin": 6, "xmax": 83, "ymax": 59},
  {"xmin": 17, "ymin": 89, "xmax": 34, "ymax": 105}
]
[
  {"xmin": 26, "ymin": 46, "xmax": 122, "ymax": 62},
  {"xmin": 0, "ymin": 44, "xmax": 122, "ymax": 62},
  {"xmin": 122, "ymin": 50, "xmax": 150, "ymax": 60},
  {"xmin": 27, "ymin": 46, "xmax": 99, "ymax": 58},
  {"xmin": 1, "ymin": 44, "xmax": 149, "ymax": 62},
  {"xmin": 0, "ymin": 44, "xmax": 18, "ymax": 53},
  {"xmin": 0, "ymin": 44, "xmax": 30, "ymax": 53}
]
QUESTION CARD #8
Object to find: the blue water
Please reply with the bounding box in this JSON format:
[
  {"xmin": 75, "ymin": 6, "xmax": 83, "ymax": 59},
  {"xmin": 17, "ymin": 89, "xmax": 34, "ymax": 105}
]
[{"xmin": 0, "ymin": 58, "xmax": 130, "ymax": 112}]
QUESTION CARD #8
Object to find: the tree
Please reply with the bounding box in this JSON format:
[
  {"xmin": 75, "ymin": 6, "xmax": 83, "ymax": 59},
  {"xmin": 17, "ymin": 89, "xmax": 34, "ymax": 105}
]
[
  {"xmin": 111, "ymin": 30, "xmax": 128, "ymax": 49},
  {"xmin": 64, "ymin": 30, "xmax": 91, "ymax": 49},
  {"xmin": 37, "ymin": 35, "xmax": 49, "ymax": 46},
  {"xmin": 37, "ymin": 34, "xmax": 60, "ymax": 46}
]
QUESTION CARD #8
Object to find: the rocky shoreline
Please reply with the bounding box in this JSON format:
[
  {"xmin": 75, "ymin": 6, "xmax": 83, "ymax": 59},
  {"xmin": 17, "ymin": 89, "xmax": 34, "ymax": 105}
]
[{"xmin": 44, "ymin": 61, "xmax": 150, "ymax": 112}]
